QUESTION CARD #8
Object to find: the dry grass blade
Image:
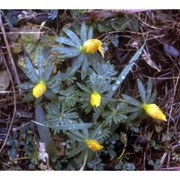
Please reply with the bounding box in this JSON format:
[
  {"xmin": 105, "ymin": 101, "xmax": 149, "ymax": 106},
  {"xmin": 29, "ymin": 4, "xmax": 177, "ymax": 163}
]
[{"xmin": 142, "ymin": 49, "xmax": 160, "ymax": 72}]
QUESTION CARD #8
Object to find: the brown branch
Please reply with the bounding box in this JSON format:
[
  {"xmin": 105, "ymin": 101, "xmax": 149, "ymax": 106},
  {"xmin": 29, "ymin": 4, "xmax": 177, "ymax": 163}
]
[
  {"xmin": 0, "ymin": 52, "xmax": 17, "ymax": 153},
  {"xmin": 0, "ymin": 15, "xmax": 21, "ymax": 93}
]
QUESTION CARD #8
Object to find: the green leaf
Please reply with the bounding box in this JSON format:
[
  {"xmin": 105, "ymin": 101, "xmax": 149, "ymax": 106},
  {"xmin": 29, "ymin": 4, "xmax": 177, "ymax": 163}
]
[
  {"xmin": 56, "ymin": 37, "xmax": 78, "ymax": 47},
  {"xmin": 18, "ymin": 82, "xmax": 34, "ymax": 90},
  {"xmin": 146, "ymin": 79, "xmax": 153, "ymax": 102},
  {"xmin": 82, "ymin": 127, "xmax": 89, "ymax": 139},
  {"xmin": 59, "ymin": 86, "xmax": 79, "ymax": 108},
  {"xmin": 34, "ymin": 96, "xmax": 43, "ymax": 107},
  {"xmin": 98, "ymin": 23, "xmax": 112, "ymax": 33},
  {"xmin": 63, "ymin": 28, "xmax": 81, "ymax": 46},
  {"xmin": 37, "ymin": 53, "xmax": 44, "ymax": 78},
  {"xmin": 67, "ymin": 132, "xmax": 83, "ymax": 142},
  {"xmin": 52, "ymin": 47, "xmax": 80, "ymax": 58},
  {"xmin": 43, "ymin": 60, "xmax": 54, "ymax": 81},
  {"xmin": 109, "ymin": 44, "xmax": 145, "ymax": 97},
  {"xmin": 70, "ymin": 53, "xmax": 84, "ymax": 73},
  {"xmin": 81, "ymin": 55, "xmax": 90, "ymax": 80},
  {"xmin": 35, "ymin": 105, "xmax": 55, "ymax": 157},
  {"xmin": 45, "ymin": 102, "xmax": 80, "ymax": 128},
  {"xmin": 102, "ymin": 103, "xmax": 128, "ymax": 126},
  {"xmin": 80, "ymin": 23, "xmax": 87, "ymax": 43},
  {"xmin": 93, "ymin": 129, "xmax": 110, "ymax": 140},
  {"xmin": 126, "ymin": 110, "xmax": 142, "ymax": 121},
  {"xmin": 137, "ymin": 79, "xmax": 146, "ymax": 103},
  {"xmin": 88, "ymin": 26, "xmax": 93, "ymax": 39},
  {"xmin": 68, "ymin": 130, "xmax": 85, "ymax": 140},
  {"xmin": 22, "ymin": 92, "xmax": 34, "ymax": 102},
  {"xmin": 47, "ymin": 75, "xmax": 61, "ymax": 93},
  {"xmin": 23, "ymin": 43, "xmax": 43, "ymax": 65},
  {"xmin": 68, "ymin": 144, "xmax": 85, "ymax": 158},
  {"xmin": 92, "ymin": 60, "xmax": 117, "ymax": 83},
  {"xmin": 60, "ymin": 69, "xmax": 76, "ymax": 86},
  {"xmin": 122, "ymin": 94, "xmax": 142, "ymax": 106},
  {"xmin": 149, "ymin": 89, "xmax": 157, "ymax": 104},
  {"xmin": 24, "ymin": 56, "xmax": 38, "ymax": 83},
  {"xmin": 33, "ymin": 121, "xmax": 93, "ymax": 131},
  {"xmin": 44, "ymin": 89, "xmax": 57, "ymax": 100},
  {"xmin": 90, "ymin": 127, "xmax": 109, "ymax": 140},
  {"xmin": 127, "ymin": 107, "xmax": 141, "ymax": 113},
  {"xmin": 77, "ymin": 82, "xmax": 91, "ymax": 93}
]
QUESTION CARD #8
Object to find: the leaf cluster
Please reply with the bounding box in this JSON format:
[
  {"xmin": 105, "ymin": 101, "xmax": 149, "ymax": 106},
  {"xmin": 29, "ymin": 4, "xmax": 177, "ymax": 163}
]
[{"xmin": 18, "ymin": 22, "xmax": 162, "ymax": 170}]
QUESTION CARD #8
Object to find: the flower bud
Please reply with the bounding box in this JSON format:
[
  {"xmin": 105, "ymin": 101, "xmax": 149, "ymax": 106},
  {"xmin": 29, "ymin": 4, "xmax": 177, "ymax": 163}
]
[
  {"xmin": 90, "ymin": 92, "xmax": 101, "ymax": 107},
  {"xmin": 82, "ymin": 39, "xmax": 104, "ymax": 57},
  {"xmin": 143, "ymin": 104, "xmax": 166, "ymax": 121},
  {"xmin": 32, "ymin": 82, "xmax": 46, "ymax": 98},
  {"xmin": 85, "ymin": 139, "xmax": 103, "ymax": 151}
]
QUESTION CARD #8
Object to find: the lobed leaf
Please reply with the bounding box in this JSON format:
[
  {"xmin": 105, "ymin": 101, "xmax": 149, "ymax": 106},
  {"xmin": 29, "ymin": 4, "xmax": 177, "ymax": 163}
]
[
  {"xmin": 67, "ymin": 144, "xmax": 85, "ymax": 158},
  {"xmin": 122, "ymin": 94, "xmax": 142, "ymax": 107},
  {"xmin": 137, "ymin": 78, "xmax": 147, "ymax": 103},
  {"xmin": 80, "ymin": 22, "xmax": 87, "ymax": 43},
  {"xmin": 146, "ymin": 79, "xmax": 153, "ymax": 102},
  {"xmin": 33, "ymin": 121, "xmax": 93, "ymax": 131},
  {"xmin": 56, "ymin": 37, "xmax": 78, "ymax": 47},
  {"xmin": 88, "ymin": 26, "xmax": 93, "ymax": 39},
  {"xmin": 52, "ymin": 47, "xmax": 80, "ymax": 58},
  {"xmin": 43, "ymin": 60, "xmax": 54, "ymax": 81},
  {"xmin": 109, "ymin": 44, "xmax": 145, "ymax": 97},
  {"xmin": 63, "ymin": 28, "xmax": 81, "ymax": 46},
  {"xmin": 37, "ymin": 53, "xmax": 44, "ymax": 78},
  {"xmin": 24, "ymin": 57, "xmax": 38, "ymax": 83},
  {"xmin": 18, "ymin": 82, "xmax": 34, "ymax": 90}
]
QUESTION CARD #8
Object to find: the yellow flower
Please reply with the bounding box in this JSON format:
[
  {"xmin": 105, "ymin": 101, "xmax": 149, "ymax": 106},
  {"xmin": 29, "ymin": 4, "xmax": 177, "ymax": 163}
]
[
  {"xmin": 143, "ymin": 104, "xmax": 166, "ymax": 121},
  {"xmin": 82, "ymin": 39, "xmax": 105, "ymax": 57},
  {"xmin": 90, "ymin": 92, "xmax": 101, "ymax": 107},
  {"xmin": 32, "ymin": 81, "xmax": 46, "ymax": 98},
  {"xmin": 85, "ymin": 139, "xmax": 103, "ymax": 151}
]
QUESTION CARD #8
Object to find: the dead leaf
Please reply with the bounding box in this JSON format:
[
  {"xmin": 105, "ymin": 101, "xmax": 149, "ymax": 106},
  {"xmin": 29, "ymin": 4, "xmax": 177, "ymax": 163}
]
[
  {"xmin": 0, "ymin": 71, "xmax": 10, "ymax": 91},
  {"xmin": 19, "ymin": 24, "xmax": 41, "ymax": 43},
  {"xmin": 142, "ymin": 50, "xmax": 160, "ymax": 72}
]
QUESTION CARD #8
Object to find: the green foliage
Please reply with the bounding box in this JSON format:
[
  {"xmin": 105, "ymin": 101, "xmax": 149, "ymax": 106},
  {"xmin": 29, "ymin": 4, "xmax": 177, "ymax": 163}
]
[
  {"xmin": 109, "ymin": 45, "xmax": 145, "ymax": 97},
  {"xmin": 67, "ymin": 126, "xmax": 109, "ymax": 161},
  {"xmin": 45, "ymin": 101, "xmax": 79, "ymax": 127},
  {"xmin": 3, "ymin": 124, "xmax": 38, "ymax": 170},
  {"xmin": 97, "ymin": 15, "xmax": 139, "ymax": 33},
  {"xmin": 52, "ymin": 23, "xmax": 102, "ymax": 80},
  {"xmin": 102, "ymin": 103, "xmax": 128, "ymax": 126},
  {"xmin": 59, "ymin": 86, "xmax": 80, "ymax": 108},
  {"xmin": 18, "ymin": 20, "xmax": 166, "ymax": 170},
  {"xmin": 121, "ymin": 78, "xmax": 157, "ymax": 121},
  {"xmin": 18, "ymin": 52, "xmax": 60, "ymax": 104}
]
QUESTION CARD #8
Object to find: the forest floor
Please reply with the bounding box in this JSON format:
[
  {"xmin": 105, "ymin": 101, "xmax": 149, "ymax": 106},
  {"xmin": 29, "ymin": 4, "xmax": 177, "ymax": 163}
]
[{"xmin": 0, "ymin": 10, "xmax": 179, "ymax": 170}]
